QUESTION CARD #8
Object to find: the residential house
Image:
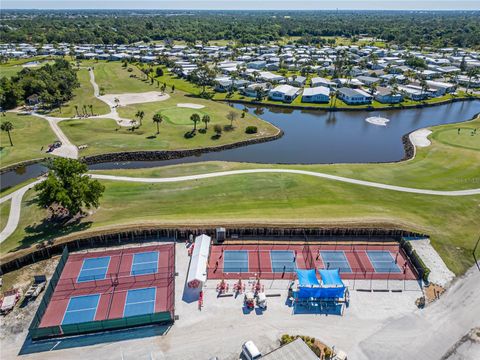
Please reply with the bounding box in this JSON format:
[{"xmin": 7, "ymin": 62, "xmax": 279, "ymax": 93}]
[
  {"xmin": 268, "ymin": 85, "xmax": 301, "ymax": 103},
  {"xmin": 288, "ymin": 76, "xmax": 306, "ymax": 87},
  {"xmin": 337, "ymin": 87, "xmax": 373, "ymax": 105},
  {"xmin": 301, "ymin": 86, "xmax": 330, "ymax": 103},
  {"xmin": 398, "ymin": 85, "xmax": 428, "ymax": 101},
  {"xmin": 247, "ymin": 60, "xmax": 267, "ymax": 70},
  {"xmin": 311, "ymin": 77, "xmax": 336, "ymax": 89},
  {"xmin": 374, "ymin": 87, "xmax": 403, "ymax": 104},
  {"xmin": 242, "ymin": 82, "xmax": 270, "ymax": 98}
]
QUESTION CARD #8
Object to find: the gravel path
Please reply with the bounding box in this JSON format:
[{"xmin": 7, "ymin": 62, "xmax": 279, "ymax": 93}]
[{"xmin": 409, "ymin": 238, "xmax": 455, "ymax": 287}]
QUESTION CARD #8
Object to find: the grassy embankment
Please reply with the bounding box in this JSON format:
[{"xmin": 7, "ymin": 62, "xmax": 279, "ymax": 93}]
[
  {"xmin": 2, "ymin": 117, "xmax": 479, "ymax": 275},
  {"xmin": 0, "ymin": 200, "xmax": 11, "ymax": 231},
  {"xmin": 0, "ymin": 113, "xmax": 57, "ymax": 169}
]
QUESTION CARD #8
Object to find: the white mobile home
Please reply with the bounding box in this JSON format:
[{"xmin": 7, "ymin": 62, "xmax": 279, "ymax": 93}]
[
  {"xmin": 268, "ymin": 85, "xmax": 301, "ymax": 103},
  {"xmin": 337, "ymin": 87, "xmax": 373, "ymax": 105},
  {"xmin": 301, "ymin": 86, "xmax": 330, "ymax": 103}
]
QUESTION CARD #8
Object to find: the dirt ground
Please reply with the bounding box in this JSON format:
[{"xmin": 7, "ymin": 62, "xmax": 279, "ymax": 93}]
[
  {"xmin": 0, "ymin": 257, "xmax": 59, "ymax": 342},
  {"xmin": 424, "ymin": 283, "xmax": 446, "ymax": 303}
]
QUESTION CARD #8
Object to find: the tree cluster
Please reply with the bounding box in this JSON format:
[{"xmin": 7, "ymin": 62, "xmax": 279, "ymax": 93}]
[
  {"xmin": 0, "ymin": 59, "xmax": 79, "ymax": 110},
  {"xmin": 1, "ymin": 10, "xmax": 479, "ymax": 48}
]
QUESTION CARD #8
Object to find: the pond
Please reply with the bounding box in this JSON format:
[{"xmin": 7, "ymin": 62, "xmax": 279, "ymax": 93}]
[{"xmin": 2, "ymin": 100, "xmax": 480, "ymax": 191}]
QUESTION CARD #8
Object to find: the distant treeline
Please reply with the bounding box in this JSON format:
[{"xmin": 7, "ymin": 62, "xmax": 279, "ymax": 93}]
[
  {"xmin": 1, "ymin": 10, "xmax": 479, "ymax": 48},
  {"xmin": 0, "ymin": 59, "xmax": 79, "ymax": 110}
]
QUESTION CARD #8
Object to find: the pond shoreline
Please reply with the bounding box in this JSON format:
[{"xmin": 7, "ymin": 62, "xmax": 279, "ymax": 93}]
[
  {"xmin": 82, "ymin": 127, "xmax": 284, "ymax": 164},
  {"xmin": 219, "ymin": 95, "xmax": 479, "ymax": 112}
]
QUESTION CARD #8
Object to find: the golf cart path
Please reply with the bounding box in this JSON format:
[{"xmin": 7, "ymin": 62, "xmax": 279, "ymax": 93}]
[
  {"xmin": 0, "ymin": 180, "xmax": 42, "ymax": 244},
  {"xmin": 88, "ymin": 68, "xmax": 169, "ymax": 127},
  {"xmin": 92, "ymin": 169, "xmax": 480, "ymax": 196},
  {"xmin": 16, "ymin": 69, "xmax": 172, "ymax": 160},
  {"xmin": 1, "ymin": 169, "xmax": 479, "ymax": 243}
]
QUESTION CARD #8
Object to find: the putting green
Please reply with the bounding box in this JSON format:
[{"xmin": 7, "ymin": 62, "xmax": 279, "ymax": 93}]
[
  {"xmin": 160, "ymin": 107, "xmax": 208, "ymax": 126},
  {"xmin": 433, "ymin": 127, "xmax": 480, "ymax": 151}
]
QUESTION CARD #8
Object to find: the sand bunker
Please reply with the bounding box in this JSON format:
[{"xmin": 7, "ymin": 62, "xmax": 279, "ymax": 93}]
[
  {"xmin": 365, "ymin": 116, "xmax": 390, "ymax": 126},
  {"xmin": 99, "ymin": 92, "xmax": 170, "ymax": 107},
  {"xmin": 409, "ymin": 128, "xmax": 432, "ymax": 147},
  {"xmin": 177, "ymin": 103, "xmax": 206, "ymax": 109}
]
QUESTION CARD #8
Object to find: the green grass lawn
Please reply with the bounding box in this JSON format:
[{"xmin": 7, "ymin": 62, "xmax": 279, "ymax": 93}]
[
  {"xmin": 93, "ymin": 61, "xmax": 157, "ymax": 93},
  {"xmin": 0, "ymin": 200, "xmax": 11, "ymax": 231},
  {"xmin": 0, "ymin": 57, "xmax": 55, "ymax": 79},
  {"xmin": 59, "ymin": 92, "xmax": 278, "ymax": 157},
  {"xmin": 0, "ymin": 113, "xmax": 57, "ymax": 169},
  {"xmin": 3, "ymin": 116, "xmax": 480, "ymax": 276},
  {"xmin": 47, "ymin": 68, "xmax": 110, "ymax": 118}
]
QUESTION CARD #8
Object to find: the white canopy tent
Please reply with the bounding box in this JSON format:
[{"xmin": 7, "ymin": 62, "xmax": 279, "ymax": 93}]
[{"xmin": 186, "ymin": 234, "xmax": 211, "ymax": 288}]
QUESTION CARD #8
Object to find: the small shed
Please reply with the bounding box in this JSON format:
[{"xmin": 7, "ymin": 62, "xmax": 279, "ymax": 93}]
[{"xmin": 186, "ymin": 234, "xmax": 211, "ymax": 288}]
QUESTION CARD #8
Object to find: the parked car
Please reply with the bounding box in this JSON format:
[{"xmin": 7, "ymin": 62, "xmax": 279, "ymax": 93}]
[{"xmin": 242, "ymin": 340, "xmax": 262, "ymax": 360}]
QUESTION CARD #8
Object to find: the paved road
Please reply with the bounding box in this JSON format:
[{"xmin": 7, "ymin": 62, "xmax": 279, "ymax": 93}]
[
  {"xmin": 1, "ymin": 169, "xmax": 479, "ymax": 243},
  {"xmin": 351, "ymin": 265, "xmax": 480, "ymax": 360},
  {"xmin": 0, "ymin": 180, "xmax": 42, "ymax": 243}
]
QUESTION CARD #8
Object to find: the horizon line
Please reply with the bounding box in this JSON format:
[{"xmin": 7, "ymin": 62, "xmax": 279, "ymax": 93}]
[{"xmin": 2, "ymin": 8, "xmax": 480, "ymax": 11}]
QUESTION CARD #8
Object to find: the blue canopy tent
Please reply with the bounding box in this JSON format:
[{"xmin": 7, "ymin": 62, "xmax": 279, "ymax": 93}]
[
  {"xmin": 319, "ymin": 269, "xmax": 344, "ymax": 287},
  {"xmin": 295, "ymin": 269, "xmax": 346, "ymax": 300},
  {"xmin": 296, "ymin": 269, "xmax": 320, "ymax": 287}
]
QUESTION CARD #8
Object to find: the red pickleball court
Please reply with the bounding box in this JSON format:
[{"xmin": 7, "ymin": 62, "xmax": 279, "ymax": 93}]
[
  {"xmin": 38, "ymin": 244, "xmax": 175, "ymax": 329},
  {"xmin": 207, "ymin": 242, "xmax": 418, "ymax": 280}
]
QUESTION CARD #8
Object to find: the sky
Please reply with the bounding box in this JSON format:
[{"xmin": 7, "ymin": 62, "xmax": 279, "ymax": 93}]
[{"xmin": 2, "ymin": 1, "xmax": 480, "ymax": 11}]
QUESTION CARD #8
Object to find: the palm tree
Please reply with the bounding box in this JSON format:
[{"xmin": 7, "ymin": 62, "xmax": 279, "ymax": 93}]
[
  {"xmin": 330, "ymin": 89, "xmax": 339, "ymax": 109},
  {"xmin": 202, "ymin": 114, "xmax": 211, "ymax": 130},
  {"xmin": 369, "ymin": 82, "xmax": 378, "ymax": 96},
  {"xmin": 83, "ymin": 105, "xmax": 88, "ymax": 116},
  {"xmin": 466, "ymin": 68, "xmax": 479, "ymax": 94},
  {"xmin": 135, "ymin": 110, "xmax": 145, "ymax": 126},
  {"xmin": 74, "ymin": 105, "xmax": 79, "ymax": 117},
  {"xmin": 226, "ymin": 111, "xmax": 238, "ymax": 127},
  {"xmin": 130, "ymin": 119, "xmax": 136, "ymax": 131},
  {"xmin": 152, "ymin": 113, "xmax": 163, "ymax": 134},
  {"xmin": 190, "ymin": 113, "xmax": 201, "ymax": 131},
  {"xmin": 419, "ymin": 78, "xmax": 429, "ymax": 99},
  {"xmin": 89, "ymin": 104, "xmax": 94, "ymax": 116},
  {"xmin": 1, "ymin": 121, "xmax": 14, "ymax": 146}
]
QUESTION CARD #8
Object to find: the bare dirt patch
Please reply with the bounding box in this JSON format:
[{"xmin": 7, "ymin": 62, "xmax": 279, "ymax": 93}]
[
  {"xmin": 176, "ymin": 103, "xmax": 206, "ymax": 109},
  {"xmin": 99, "ymin": 92, "xmax": 170, "ymax": 107}
]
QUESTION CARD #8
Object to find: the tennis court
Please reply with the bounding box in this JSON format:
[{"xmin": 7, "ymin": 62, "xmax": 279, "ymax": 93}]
[
  {"xmin": 208, "ymin": 243, "xmax": 418, "ymax": 280},
  {"xmin": 62, "ymin": 294, "xmax": 100, "ymax": 325},
  {"xmin": 271, "ymin": 250, "xmax": 297, "ymax": 272},
  {"xmin": 124, "ymin": 287, "xmax": 156, "ymax": 317},
  {"xmin": 320, "ymin": 251, "xmax": 352, "ymax": 273},
  {"xmin": 367, "ymin": 251, "xmax": 401, "ymax": 273},
  {"xmin": 223, "ymin": 250, "xmax": 249, "ymax": 272},
  {"xmin": 131, "ymin": 251, "xmax": 159, "ymax": 276},
  {"xmin": 77, "ymin": 256, "xmax": 110, "ymax": 282},
  {"xmin": 39, "ymin": 244, "xmax": 175, "ymax": 331}
]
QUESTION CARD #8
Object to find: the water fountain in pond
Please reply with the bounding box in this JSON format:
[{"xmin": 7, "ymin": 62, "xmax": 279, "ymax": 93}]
[{"xmin": 365, "ymin": 116, "xmax": 390, "ymax": 126}]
